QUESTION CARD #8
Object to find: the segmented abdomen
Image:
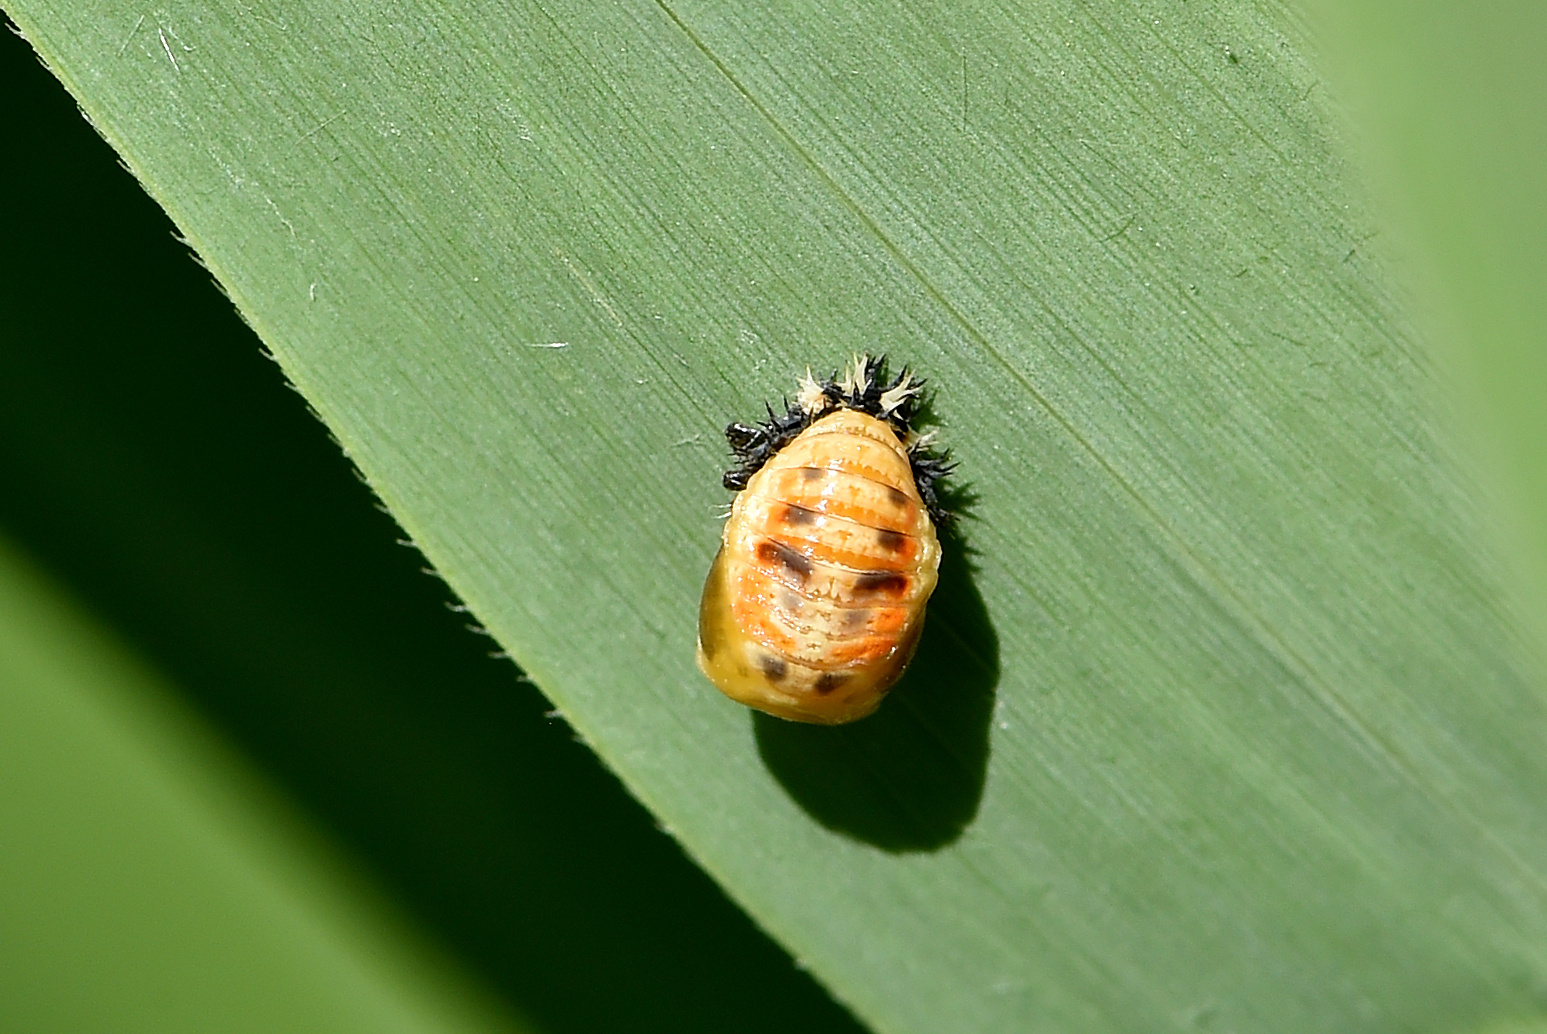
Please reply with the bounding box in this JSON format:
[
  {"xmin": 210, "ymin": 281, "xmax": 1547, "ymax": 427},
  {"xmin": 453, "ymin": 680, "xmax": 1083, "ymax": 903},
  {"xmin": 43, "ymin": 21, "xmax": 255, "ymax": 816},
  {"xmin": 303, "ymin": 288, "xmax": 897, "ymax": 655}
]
[{"xmin": 708, "ymin": 409, "xmax": 940, "ymax": 721}]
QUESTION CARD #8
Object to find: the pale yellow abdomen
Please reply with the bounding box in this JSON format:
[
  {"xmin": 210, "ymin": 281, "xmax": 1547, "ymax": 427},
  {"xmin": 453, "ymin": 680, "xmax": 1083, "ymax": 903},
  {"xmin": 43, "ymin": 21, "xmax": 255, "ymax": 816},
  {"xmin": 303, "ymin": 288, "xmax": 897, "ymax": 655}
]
[{"xmin": 696, "ymin": 409, "xmax": 941, "ymax": 724}]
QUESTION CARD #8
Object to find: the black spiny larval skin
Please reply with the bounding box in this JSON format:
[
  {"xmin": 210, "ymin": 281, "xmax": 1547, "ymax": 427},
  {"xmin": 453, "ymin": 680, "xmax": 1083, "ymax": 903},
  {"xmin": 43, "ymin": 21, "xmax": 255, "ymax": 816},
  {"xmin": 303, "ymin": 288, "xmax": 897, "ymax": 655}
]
[{"xmin": 720, "ymin": 355, "xmax": 954, "ymax": 528}]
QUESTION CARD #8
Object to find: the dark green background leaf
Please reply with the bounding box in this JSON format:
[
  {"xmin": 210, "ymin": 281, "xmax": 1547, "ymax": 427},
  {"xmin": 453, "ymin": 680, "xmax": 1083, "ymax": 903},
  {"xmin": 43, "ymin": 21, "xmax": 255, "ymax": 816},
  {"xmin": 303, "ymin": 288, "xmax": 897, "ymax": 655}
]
[
  {"xmin": 0, "ymin": 536, "xmax": 533, "ymax": 1034},
  {"xmin": 0, "ymin": 23, "xmax": 860, "ymax": 1034}
]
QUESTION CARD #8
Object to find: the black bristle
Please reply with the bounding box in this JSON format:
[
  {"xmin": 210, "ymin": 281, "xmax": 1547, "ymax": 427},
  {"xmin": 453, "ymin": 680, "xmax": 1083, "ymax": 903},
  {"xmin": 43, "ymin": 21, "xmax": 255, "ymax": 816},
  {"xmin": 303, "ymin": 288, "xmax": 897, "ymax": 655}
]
[
  {"xmin": 720, "ymin": 356, "xmax": 954, "ymax": 527},
  {"xmin": 907, "ymin": 448, "xmax": 957, "ymax": 529}
]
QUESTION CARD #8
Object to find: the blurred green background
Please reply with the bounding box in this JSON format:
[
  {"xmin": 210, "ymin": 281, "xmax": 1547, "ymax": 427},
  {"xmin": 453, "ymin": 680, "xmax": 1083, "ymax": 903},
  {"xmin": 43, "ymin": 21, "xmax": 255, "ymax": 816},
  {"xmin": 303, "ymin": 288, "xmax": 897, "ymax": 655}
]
[
  {"xmin": 0, "ymin": 21, "xmax": 862, "ymax": 1034},
  {"xmin": 1312, "ymin": 0, "xmax": 1547, "ymax": 664}
]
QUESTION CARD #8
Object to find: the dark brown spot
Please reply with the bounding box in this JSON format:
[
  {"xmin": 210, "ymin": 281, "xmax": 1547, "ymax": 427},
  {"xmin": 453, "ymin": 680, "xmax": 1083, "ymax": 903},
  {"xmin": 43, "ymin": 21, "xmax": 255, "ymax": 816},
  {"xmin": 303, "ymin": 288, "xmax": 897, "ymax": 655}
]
[
  {"xmin": 756, "ymin": 540, "xmax": 813, "ymax": 580},
  {"xmin": 780, "ymin": 503, "xmax": 817, "ymax": 526},
  {"xmin": 801, "ymin": 466, "xmax": 824, "ymax": 481},
  {"xmin": 875, "ymin": 529, "xmax": 907, "ymax": 552},
  {"xmin": 873, "ymin": 618, "xmax": 926, "ymax": 694},
  {"xmin": 758, "ymin": 654, "xmax": 788, "ymax": 682},
  {"xmin": 884, "ymin": 486, "xmax": 910, "ymax": 509},
  {"xmin": 842, "ymin": 608, "xmax": 870, "ymax": 631},
  {"xmin": 814, "ymin": 672, "xmax": 849, "ymax": 695},
  {"xmin": 855, "ymin": 571, "xmax": 909, "ymax": 597}
]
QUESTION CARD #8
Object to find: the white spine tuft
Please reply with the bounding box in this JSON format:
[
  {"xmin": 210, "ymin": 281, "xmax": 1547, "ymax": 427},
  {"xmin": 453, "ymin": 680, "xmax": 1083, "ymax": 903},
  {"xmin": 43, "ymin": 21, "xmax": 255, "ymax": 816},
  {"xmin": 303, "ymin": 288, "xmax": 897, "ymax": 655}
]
[
  {"xmin": 796, "ymin": 368, "xmax": 826, "ymax": 415},
  {"xmin": 879, "ymin": 371, "xmax": 920, "ymax": 415},
  {"xmin": 839, "ymin": 354, "xmax": 871, "ymax": 397}
]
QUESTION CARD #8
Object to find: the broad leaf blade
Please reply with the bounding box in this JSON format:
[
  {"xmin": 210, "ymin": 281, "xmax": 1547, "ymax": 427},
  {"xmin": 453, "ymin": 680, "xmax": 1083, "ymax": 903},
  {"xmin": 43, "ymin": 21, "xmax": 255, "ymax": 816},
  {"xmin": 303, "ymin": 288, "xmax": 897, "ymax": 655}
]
[
  {"xmin": 10, "ymin": 1, "xmax": 1547, "ymax": 1031},
  {"xmin": 0, "ymin": 29, "xmax": 867, "ymax": 1031}
]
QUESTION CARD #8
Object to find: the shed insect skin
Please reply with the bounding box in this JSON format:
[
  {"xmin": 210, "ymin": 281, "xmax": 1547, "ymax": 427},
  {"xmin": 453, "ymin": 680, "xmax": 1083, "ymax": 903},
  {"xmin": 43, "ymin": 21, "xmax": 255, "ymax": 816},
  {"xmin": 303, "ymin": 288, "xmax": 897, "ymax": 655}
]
[{"xmin": 696, "ymin": 356, "xmax": 953, "ymax": 724}]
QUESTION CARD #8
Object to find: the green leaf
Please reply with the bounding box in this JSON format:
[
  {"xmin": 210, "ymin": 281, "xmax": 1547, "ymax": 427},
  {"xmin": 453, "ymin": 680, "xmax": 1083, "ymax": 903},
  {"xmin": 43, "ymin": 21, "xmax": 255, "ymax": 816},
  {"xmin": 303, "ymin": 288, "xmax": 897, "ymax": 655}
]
[
  {"xmin": 0, "ymin": 28, "xmax": 860, "ymax": 1034},
  {"xmin": 8, "ymin": 1, "xmax": 1547, "ymax": 1031},
  {"xmin": 0, "ymin": 536, "xmax": 531, "ymax": 1034}
]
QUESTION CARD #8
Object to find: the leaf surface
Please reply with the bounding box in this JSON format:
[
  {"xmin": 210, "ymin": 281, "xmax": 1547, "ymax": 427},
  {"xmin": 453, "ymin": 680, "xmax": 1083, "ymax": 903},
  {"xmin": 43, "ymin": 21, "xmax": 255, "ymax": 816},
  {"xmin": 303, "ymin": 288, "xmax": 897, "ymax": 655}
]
[{"xmin": 10, "ymin": 1, "xmax": 1547, "ymax": 1030}]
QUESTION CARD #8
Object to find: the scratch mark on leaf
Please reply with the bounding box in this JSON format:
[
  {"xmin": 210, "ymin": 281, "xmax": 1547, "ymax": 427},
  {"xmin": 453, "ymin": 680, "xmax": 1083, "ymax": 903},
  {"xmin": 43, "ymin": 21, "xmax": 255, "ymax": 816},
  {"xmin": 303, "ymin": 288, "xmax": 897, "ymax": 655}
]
[
  {"xmin": 557, "ymin": 250, "xmax": 624, "ymax": 327},
  {"xmin": 116, "ymin": 14, "xmax": 145, "ymax": 57},
  {"xmin": 302, "ymin": 111, "xmax": 348, "ymax": 139},
  {"xmin": 157, "ymin": 25, "xmax": 178, "ymax": 70},
  {"xmin": 1101, "ymin": 214, "xmax": 1136, "ymax": 242},
  {"xmin": 266, "ymin": 197, "xmax": 295, "ymax": 237}
]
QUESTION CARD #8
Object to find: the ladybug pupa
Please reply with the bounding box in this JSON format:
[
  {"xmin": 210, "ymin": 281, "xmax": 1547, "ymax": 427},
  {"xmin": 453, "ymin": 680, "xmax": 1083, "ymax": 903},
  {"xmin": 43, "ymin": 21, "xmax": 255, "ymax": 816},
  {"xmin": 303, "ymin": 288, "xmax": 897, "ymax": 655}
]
[{"xmin": 696, "ymin": 355, "xmax": 953, "ymax": 724}]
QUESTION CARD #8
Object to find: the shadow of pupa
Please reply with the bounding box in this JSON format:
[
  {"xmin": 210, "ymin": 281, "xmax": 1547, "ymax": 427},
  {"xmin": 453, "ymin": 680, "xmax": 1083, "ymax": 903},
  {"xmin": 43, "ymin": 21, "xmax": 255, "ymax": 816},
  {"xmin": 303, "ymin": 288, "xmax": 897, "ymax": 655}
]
[{"xmin": 754, "ymin": 532, "xmax": 999, "ymax": 852}]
